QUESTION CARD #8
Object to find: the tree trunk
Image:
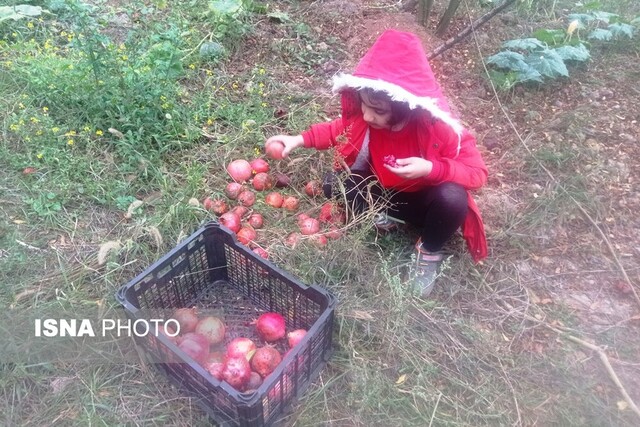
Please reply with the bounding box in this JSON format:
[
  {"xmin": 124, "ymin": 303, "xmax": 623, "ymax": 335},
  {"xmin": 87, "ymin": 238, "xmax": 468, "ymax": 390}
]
[
  {"xmin": 435, "ymin": 0, "xmax": 463, "ymax": 37},
  {"xmin": 417, "ymin": 0, "xmax": 435, "ymax": 27}
]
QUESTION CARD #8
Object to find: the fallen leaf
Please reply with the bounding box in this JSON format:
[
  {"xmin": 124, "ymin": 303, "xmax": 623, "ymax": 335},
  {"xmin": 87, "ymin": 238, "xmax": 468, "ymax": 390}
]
[
  {"xmin": 395, "ymin": 374, "xmax": 407, "ymax": 385},
  {"xmin": 617, "ymin": 400, "xmax": 628, "ymax": 411}
]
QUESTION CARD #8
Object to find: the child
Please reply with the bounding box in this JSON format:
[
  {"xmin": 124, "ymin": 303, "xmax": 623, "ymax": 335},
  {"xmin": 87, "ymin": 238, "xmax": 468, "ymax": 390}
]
[{"xmin": 265, "ymin": 29, "xmax": 488, "ymax": 296}]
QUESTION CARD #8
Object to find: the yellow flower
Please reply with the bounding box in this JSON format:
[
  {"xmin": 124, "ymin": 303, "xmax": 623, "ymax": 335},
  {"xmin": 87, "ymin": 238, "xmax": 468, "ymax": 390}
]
[
  {"xmin": 67, "ymin": 139, "xmax": 74, "ymax": 146},
  {"xmin": 52, "ymin": 127, "xmax": 60, "ymax": 132},
  {"xmin": 189, "ymin": 63, "xmax": 195, "ymax": 70},
  {"xmin": 10, "ymin": 124, "xmax": 19, "ymax": 131},
  {"xmin": 27, "ymin": 22, "xmax": 34, "ymax": 29},
  {"xmin": 64, "ymin": 130, "xmax": 76, "ymax": 136},
  {"xmin": 206, "ymin": 118, "xmax": 214, "ymax": 126},
  {"xmin": 18, "ymin": 103, "xmax": 25, "ymax": 109},
  {"xmin": 261, "ymin": 102, "xmax": 267, "ymax": 107},
  {"xmin": 232, "ymin": 82, "xmax": 239, "ymax": 90},
  {"xmin": 258, "ymin": 68, "xmax": 266, "ymax": 75},
  {"xmin": 96, "ymin": 129, "xmax": 103, "ymax": 136},
  {"xmin": 67, "ymin": 64, "xmax": 74, "ymax": 70},
  {"xmin": 42, "ymin": 106, "xmax": 49, "ymax": 113},
  {"xmin": 205, "ymin": 69, "xmax": 213, "ymax": 76},
  {"xmin": 30, "ymin": 117, "xmax": 40, "ymax": 123},
  {"xmin": 37, "ymin": 153, "xmax": 43, "ymax": 159},
  {"xmin": 36, "ymin": 130, "xmax": 43, "ymax": 136},
  {"xmin": 120, "ymin": 55, "xmax": 128, "ymax": 61},
  {"xmin": 83, "ymin": 126, "xmax": 91, "ymax": 132}
]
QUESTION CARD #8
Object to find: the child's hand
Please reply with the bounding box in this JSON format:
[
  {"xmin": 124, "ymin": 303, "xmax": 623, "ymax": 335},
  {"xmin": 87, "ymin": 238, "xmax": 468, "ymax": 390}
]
[
  {"xmin": 265, "ymin": 134, "xmax": 304, "ymax": 158},
  {"xmin": 384, "ymin": 157, "xmax": 433, "ymax": 179}
]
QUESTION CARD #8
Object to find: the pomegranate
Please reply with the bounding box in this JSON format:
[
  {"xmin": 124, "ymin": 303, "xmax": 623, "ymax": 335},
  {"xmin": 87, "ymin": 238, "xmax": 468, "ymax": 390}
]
[
  {"xmin": 245, "ymin": 371, "xmax": 263, "ymax": 391},
  {"xmin": 265, "ymin": 192, "xmax": 284, "ymax": 208},
  {"xmin": 304, "ymin": 180, "xmax": 322, "ymax": 197},
  {"xmin": 282, "ymin": 196, "xmax": 299, "ymax": 211},
  {"xmin": 222, "ymin": 356, "xmax": 252, "ymax": 390},
  {"xmin": 173, "ymin": 307, "xmax": 198, "ymax": 333},
  {"xmin": 206, "ymin": 361, "xmax": 225, "ymax": 380},
  {"xmin": 195, "ymin": 316, "xmax": 226, "ymax": 345},
  {"xmin": 383, "ymin": 154, "xmax": 399, "ymax": 167},
  {"xmin": 252, "ymin": 173, "xmax": 273, "ymax": 191},
  {"xmin": 287, "ymin": 329, "xmax": 307, "ymax": 348},
  {"xmin": 252, "ymin": 247, "xmax": 269, "ymax": 259},
  {"xmin": 250, "ymin": 158, "xmax": 270, "ymax": 174},
  {"xmin": 285, "ymin": 232, "xmax": 302, "ymax": 248},
  {"xmin": 226, "ymin": 337, "xmax": 257, "ymax": 360},
  {"xmin": 265, "ymin": 140, "xmax": 285, "ymax": 160},
  {"xmin": 178, "ymin": 334, "xmax": 210, "ymax": 365},
  {"xmin": 219, "ymin": 212, "xmax": 241, "ymax": 233},
  {"xmin": 309, "ymin": 234, "xmax": 328, "ymax": 247},
  {"xmin": 227, "ymin": 159, "xmax": 253, "ymax": 182},
  {"xmin": 203, "ymin": 351, "xmax": 226, "ymax": 380},
  {"xmin": 238, "ymin": 190, "xmax": 256, "ymax": 207},
  {"xmin": 225, "ymin": 182, "xmax": 244, "ymax": 199},
  {"xmin": 237, "ymin": 227, "xmax": 257, "ymax": 245},
  {"xmin": 296, "ymin": 213, "xmax": 310, "ymax": 225},
  {"xmin": 180, "ymin": 332, "xmax": 210, "ymax": 349},
  {"xmin": 247, "ymin": 213, "xmax": 263, "ymax": 229},
  {"xmin": 274, "ymin": 172, "xmax": 291, "ymax": 188},
  {"xmin": 229, "ymin": 205, "xmax": 249, "ymax": 218},
  {"xmin": 255, "ymin": 312, "xmax": 286, "ymax": 342},
  {"xmin": 203, "ymin": 197, "xmax": 228, "ymax": 215},
  {"xmin": 251, "ymin": 346, "xmax": 282, "ymax": 378},
  {"xmin": 319, "ymin": 202, "xmax": 344, "ymax": 223},
  {"xmin": 299, "ymin": 217, "xmax": 320, "ymax": 235}
]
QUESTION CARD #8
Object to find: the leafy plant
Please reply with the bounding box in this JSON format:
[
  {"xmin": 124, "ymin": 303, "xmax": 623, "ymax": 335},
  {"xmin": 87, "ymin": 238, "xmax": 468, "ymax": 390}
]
[{"xmin": 486, "ymin": 8, "xmax": 638, "ymax": 89}]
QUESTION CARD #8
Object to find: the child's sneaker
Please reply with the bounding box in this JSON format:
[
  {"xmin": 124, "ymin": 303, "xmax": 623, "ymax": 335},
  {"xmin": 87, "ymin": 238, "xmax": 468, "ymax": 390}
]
[
  {"xmin": 413, "ymin": 239, "xmax": 444, "ymax": 297},
  {"xmin": 373, "ymin": 213, "xmax": 404, "ymax": 232}
]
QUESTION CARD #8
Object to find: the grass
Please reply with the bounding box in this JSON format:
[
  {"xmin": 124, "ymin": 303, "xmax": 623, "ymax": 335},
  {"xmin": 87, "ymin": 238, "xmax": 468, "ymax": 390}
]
[{"xmin": 2, "ymin": 0, "xmax": 640, "ymax": 426}]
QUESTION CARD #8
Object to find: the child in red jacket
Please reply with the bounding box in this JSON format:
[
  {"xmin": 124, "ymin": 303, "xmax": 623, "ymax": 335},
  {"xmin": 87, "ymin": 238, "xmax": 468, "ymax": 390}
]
[{"xmin": 265, "ymin": 30, "xmax": 488, "ymax": 296}]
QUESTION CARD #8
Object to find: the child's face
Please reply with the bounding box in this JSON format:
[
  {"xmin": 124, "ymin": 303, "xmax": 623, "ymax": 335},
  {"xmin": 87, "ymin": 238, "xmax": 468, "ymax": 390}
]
[{"xmin": 360, "ymin": 91, "xmax": 393, "ymax": 129}]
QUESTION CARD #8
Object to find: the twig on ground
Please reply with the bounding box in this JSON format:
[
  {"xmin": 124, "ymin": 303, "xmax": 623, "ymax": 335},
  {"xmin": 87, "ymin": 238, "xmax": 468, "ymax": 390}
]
[
  {"xmin": 15, "ymin": 239, "xmax": 45, "ymax": 252},
  {"xmin": 501, "ymin": 301, "xmax": 640, "ymax": 420}
]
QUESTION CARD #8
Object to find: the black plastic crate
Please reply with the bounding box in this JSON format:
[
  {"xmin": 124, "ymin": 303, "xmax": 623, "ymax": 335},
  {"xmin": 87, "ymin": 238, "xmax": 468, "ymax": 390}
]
[{"xmin": 116, "ymin": 222, "xmax": 336, "ymax": 427}]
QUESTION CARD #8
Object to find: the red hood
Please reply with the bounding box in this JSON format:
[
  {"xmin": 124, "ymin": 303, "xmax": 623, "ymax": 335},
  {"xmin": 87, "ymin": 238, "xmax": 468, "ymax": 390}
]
[{"xmin": 332, "ymin": 29, "xmax": 462, "ymax": 135}]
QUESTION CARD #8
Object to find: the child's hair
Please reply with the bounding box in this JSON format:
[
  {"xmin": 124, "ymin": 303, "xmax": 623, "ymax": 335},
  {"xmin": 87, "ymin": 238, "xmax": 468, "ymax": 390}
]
[{"xmin": 359, "ymin": 88, "xmax": 413, "ymax": 126}]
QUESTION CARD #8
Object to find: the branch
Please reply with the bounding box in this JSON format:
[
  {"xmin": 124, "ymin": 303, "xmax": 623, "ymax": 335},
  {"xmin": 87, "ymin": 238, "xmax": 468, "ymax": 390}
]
[
  {"xmin": 428, "ymin": 0, "xmax": 517, "ymax": 60},
  {"xmin": 502, "ymin": 302, "xmax": 640, "ymax": 420}
]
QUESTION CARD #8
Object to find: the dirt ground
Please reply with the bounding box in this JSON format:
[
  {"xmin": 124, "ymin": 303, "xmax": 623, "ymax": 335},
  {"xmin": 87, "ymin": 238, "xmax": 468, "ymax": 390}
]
[{"xmin": 248, "ymin": 0, "xmax": 640, "ymax": 420}]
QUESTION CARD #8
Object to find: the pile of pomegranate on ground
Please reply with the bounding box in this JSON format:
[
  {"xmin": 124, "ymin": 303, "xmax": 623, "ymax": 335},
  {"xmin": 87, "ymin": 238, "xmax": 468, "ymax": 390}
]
[
  {"xmin": 160, "ymin": 308, "xmax": 307, "ymax": 392},
  {"xmin": 201, "ymin": 150, "xmax": 347, "ymax": 257}
]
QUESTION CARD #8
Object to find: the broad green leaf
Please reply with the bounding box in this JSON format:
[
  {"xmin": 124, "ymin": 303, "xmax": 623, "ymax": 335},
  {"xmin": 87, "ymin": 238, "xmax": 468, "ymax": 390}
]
[
  {"xmin": 609, "ymin": 23, "xmax": 634, "ymax": 39},
  {"xmin": 581, "ymin": 1, "xmax": 602, "ymax": 11},
  {"xmin": 588, "ymin": 28, "xmax": 613, "ymax": 41},
  {"xmin": 516, "ymin": 68, "xmax": 544, "ymax": 83},
  {"xmin": 591, "ymin": 11, "xmax": 618, "ymax": 24},
  {"xmin": 209, "ymin": 0, "xmax": 242, "ymax": 15},
  {"xmin": 525, "ymin": 49, "xmax": 569, "ymax": 78},
  {"xmin": 533, "ymin": 29, "xmax": 566, "ymax": 46},
  {"xmin": 486, "ymin": 51, "xmax": 529, "ymax": 72},
  {"xmin": 502, "ymin": 38, "xmax": 547, "ymax": 51},
  {"xmin": 567, "ymin": 13, "xmax": 594, "ymax": 25},
  {"xmin": 0, "ymin": 5, "xmax": 43, "ymax": 22},
  {"xmin": 487, "ymin": 70, "xmax": 518, "ymax": 91},
  {"xmin": 554, "ymin": 44, "xmax": 591, "ymax": 62}
]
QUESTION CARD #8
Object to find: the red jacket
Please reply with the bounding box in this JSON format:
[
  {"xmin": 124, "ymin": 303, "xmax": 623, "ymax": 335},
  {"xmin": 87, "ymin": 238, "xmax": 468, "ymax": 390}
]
[{"xmin": 299, "ymin": 30, "xmax": 489, "ymax": 262}]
